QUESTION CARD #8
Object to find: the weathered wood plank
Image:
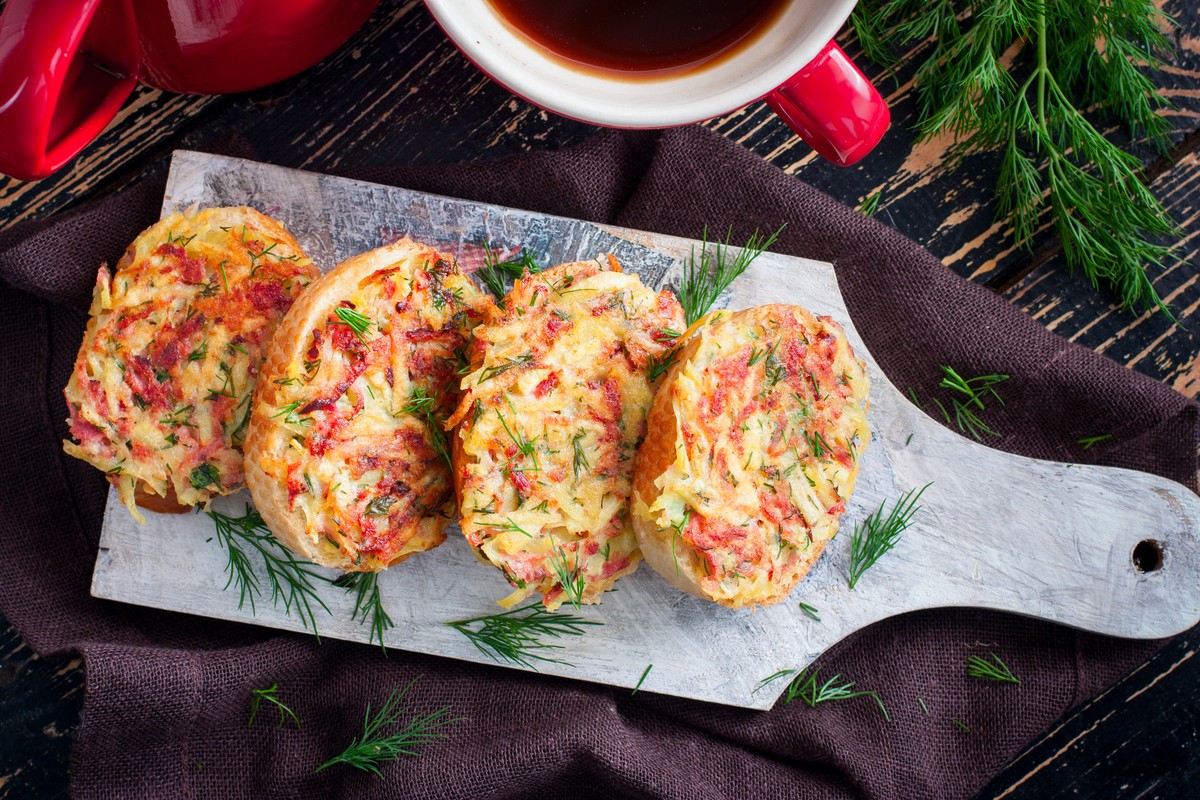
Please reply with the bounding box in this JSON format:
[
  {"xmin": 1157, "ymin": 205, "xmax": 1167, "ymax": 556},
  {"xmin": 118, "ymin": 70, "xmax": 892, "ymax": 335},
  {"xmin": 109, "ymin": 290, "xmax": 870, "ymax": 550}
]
[
  {"xmin": 976, "ymin": 625, "xmax": 1200, "ymax": 800},
  {"xmin": 1002, "ymin": 148, "xmax": 1200, "ymax": 394},
  {"xmin": 0, "ymin": 88, "xmax": 225, "ymax": 230},
  {"xmin": 0, "ymin": 612, "xmax": 81, "ymax": 800},
  {"xmin": 220, "ymin": 12, "xmax": 595, "ymax": 170}
]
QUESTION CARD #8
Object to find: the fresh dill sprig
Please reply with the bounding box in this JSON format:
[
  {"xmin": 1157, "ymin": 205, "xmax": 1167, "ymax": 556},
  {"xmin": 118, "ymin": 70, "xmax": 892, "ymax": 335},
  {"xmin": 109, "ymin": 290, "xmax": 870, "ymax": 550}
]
[
  {"xmin": 754, "ymin": 668, "xmax": 798, "ymax": 694},
  {"xmin": 496, "ymin": 405, "xmax": 540, "ymax": 471},
  {"xmin": 939, "ymin": 366, "xmax": 1009, "ymax": 440},
  {"xmin": 484, "ymin": 517, "xmax": 535, "ymax": 538},
  {"xmin": 315, "ymin": 677, "xmax": 459, "ymax": 776},
  {"xmin": 846, "ymin": 484, "xmax": 930, "ymax": 589},
  {"xmin": 571, "ymin": 429, "xmax": 589, "ymax": 481},
  {"xmin": 207, "ymin": 505, "xmax": 331, "ymax": 637},
  {"xmin": 647, "ymin": 348, "xmax": 679, "ymax": 382},
  {"xmin": 401, "ymin": 387, "xmax": 452, "ymax": 468},
  {"xmin": 773, "ymin": 667, "xmax": 890, "ymax": 720},
  {"xmin": 332, "ymin": 572, "xmax": 395, "ymax": 653},
  {"xmin": 445, "ymin": 604, "xmax": 601, "ymax": 670},
  {"xmin": 632, "ymin": 664, "xmax": 652, "ymax": 695},
  {"xmin": 248, "ymin": 683, "xmax": 300, "ymax": 728},
  {"xmin": 1077, "ymin": 433, "xmax": 1113, "ymax": 450},
  {"xmin": 669, "ymin": 508, "xmax": 691, "ymax": 576},
  {"xmin": 479, "ymin": 353, "xmax": 534, "ymax": 383},
  {"xmin": 229, "ymin": 395, "xmax": 253, "ymax": 449},
  {"xmin": 334, "ymin": 306, "xmax": 372, "ymax": 342},
  {"xmin": 859, "ymin": 191, "xmax": 883, "ymax": 217},
  {"xmin": 677, "ymin": 225, "xmax": 785, "ymax": 326},
  {"xmin": 910, "ymin": 367, "xmax": 1009, "ymax": 441},
  {"xmin": 966, "ymin": 652, "xmax": 1021, "ymax": 684},
  {"xmin": 271, "ymin": 400, "xmax": 313, "ymax": 427},
  {"xmin": 478, "ymin": 245, "xmax": 541, "ymax": 304},
  {"xmin": 400, "ymin": 387, "xmax": 435, "ymax": 415},
  {"xmin": 804, "ymin": 430, "xmax": 832, "ymax": 459},
  {"xmin": 747, "ymin": 340, "xmax": 778, "ymax": 367},
  {"xmin": 547, "ymin": 546, "xmax": 585, "ymax": 610},
  {"xmin": 851, "ymin": 0, "xmax": 1180, "ymax": 317}
]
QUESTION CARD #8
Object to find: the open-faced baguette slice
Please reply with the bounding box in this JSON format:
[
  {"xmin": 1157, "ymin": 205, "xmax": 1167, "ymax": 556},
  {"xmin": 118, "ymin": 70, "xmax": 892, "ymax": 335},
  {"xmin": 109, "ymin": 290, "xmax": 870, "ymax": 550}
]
[
  {"xmin": 447, "ymin": 256, "xmax": 685, "ymax": 609},
  {"xmin": 631, "ymin": 305, "xmax": 871, "ymax": 609},
  {"xmin": 63, "ymin": 206, "xmax": 319, "ymax": 521},
  {"xmin": 245, "ymin": 238, "xmax": 493, "ymax": 571}
]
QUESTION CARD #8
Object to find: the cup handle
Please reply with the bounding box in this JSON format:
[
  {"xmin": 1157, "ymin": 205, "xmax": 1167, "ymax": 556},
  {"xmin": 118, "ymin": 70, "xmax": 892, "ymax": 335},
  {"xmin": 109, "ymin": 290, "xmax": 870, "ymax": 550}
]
[
  {"xmin": 763, "ymin": 40, "xmax": 889, "ymax": 167},
  {"xmin": 0, "ymin": 0, "xmax": 139, "ymax": 181}
]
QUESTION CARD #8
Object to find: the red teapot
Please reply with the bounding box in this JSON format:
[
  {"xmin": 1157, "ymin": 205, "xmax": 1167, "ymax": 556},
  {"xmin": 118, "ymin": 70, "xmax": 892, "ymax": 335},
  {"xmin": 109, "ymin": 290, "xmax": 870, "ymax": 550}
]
[{"xmin": 0, "ymin": 0, "xmax": 379, "ymax": 180}]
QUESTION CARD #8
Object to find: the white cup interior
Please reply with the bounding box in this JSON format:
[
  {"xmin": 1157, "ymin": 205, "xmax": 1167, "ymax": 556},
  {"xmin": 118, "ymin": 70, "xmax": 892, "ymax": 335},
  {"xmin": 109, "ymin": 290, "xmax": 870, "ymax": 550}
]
[{"xmin": 423, "ymin": 0, "xmax": 857, "ymax": 128}]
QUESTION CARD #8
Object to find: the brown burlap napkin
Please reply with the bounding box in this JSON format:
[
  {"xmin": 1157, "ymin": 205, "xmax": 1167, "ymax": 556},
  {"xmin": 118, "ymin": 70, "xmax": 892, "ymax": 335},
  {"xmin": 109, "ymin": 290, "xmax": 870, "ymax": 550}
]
[{"xmin": 0, "ymin": 126, "xmax": 1195, "ymax": 799}]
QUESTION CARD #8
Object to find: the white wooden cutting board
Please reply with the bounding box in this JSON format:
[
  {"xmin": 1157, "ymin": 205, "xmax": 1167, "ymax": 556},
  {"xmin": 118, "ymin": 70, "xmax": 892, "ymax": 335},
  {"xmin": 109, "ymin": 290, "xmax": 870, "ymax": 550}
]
[{"xmin": 90, "ymin": 151, "xmax": 1200, "ymax": 710}]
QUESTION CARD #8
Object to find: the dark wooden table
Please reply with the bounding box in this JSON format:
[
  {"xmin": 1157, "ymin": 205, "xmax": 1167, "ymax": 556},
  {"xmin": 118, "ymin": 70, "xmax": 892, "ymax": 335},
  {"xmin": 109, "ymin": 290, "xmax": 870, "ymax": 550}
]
[{"xmin": 2, "ymin": 1, "xmax": 1198, "ymax": 797}]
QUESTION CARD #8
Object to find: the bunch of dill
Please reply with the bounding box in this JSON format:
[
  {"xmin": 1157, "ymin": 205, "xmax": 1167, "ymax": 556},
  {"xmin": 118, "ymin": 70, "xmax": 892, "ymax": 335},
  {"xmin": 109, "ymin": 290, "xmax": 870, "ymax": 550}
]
[{"xmin": 852, "ymin": 0, "xmax": 1180, "ymax": 317}]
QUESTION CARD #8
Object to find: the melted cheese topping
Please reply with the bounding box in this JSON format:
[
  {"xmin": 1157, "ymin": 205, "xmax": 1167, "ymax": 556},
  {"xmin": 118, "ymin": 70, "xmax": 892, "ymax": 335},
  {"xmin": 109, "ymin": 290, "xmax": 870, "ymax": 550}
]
[
  {"xmin": 449, "ymin": 256, "xmax": 684, "ymax": 609},
  {"xmin": 63, "ymin": 208, "xmax": 317, "ymax": 520},
  {"xmin": 635, "ymin": 306, "xmax": 870, "ymax": 608},
  {"xmin": 254, "ymin": 251, "xmax": 488, "ymax": 570}
]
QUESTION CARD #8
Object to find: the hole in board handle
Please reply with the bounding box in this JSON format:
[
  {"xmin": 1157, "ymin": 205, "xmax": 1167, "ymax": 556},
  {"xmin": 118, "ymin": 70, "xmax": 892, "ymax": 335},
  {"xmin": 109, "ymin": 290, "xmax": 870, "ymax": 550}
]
[{"xmin": 1131, "ymin": 539, "xmax": 1163, "ymax": 573}]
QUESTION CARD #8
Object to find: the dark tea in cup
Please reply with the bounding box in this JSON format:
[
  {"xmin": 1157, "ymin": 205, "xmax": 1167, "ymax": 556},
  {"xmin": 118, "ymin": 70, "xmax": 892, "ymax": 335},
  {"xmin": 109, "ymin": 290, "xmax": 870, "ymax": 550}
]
[
  {"xmin": 428, "ymin": 0, "xmax": 890, "ymax": 166},
  {"xmin": 487, "ymin": 0, "xmax": 790, "ymax": 76}
]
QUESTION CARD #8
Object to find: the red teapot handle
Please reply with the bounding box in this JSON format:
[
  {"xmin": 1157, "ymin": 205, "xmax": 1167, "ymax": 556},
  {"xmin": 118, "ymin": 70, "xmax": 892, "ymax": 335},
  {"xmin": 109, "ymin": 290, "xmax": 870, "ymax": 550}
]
[{"xmin": 0, "ymin": 0, "xmax": 139, "ymax": 181}]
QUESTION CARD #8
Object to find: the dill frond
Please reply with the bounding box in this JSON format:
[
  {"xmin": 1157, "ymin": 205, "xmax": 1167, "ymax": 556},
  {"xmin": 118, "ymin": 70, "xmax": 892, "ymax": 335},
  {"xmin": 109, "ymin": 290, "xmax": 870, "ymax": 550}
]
[
  {"xmin": 207, "ymin": 505, "xmax": 331, "ymax": 637},
  {"xmin": 547, "ymin": 546, "xmax": 585, "ymax": 610},
  {"xmin": 678, "ymin": 225, "xmax": 784, "ymax": 326},
  {"xmin": 401, "ymin": 387, "xmax": 452, "ymax": 468},
  {"xmin": 852, "ymin": 0, "xmax": 1180, "ymax": 317},
  {"xmin": 632, "ymin": 664, "xmax": 652, "ymax": 695},
  {"xmin": 939, "ymin": 367, "xmax": 1008, "ymax": 441},
  {"xmin": 315, "ymin": 677, "xmax": 459, "ymax": 776},
  {"xmin": 334, "ymin": 306, "xmax": 372, "ymax": 342},
  {"xmin": 966, "ymin": 652, "xmax": 1021, "ymax": 684},
  {"xmin": 445, "ymin": 604, "xmax": 601, "ymax": 670},
  {"xmin": 332, "ymin": 572, "xmax": 395, "ymax": 654},
  {"xmin": 1077, "ymin": 433, "xmax": 1113, "ymax": 450},
  {"xmin": 248, "ymin": 683, "xmax": 300, "ymax": 728},
  {"xmin": 478, "ymin": 244, "xmax": 540, "ymax": 304},
  {"xmin": 846, "ymin": 484, "xmax": 930, "ymax": 589},
  {"xmin": 786, "ymin": 668, "xmax": 890, "ymax": 720}
]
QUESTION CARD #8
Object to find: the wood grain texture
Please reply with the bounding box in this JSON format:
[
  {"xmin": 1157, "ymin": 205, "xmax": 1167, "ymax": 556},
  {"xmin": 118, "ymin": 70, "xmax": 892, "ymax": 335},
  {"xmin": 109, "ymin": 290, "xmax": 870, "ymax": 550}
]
[
  {"xmin": 0, "ymin": 615, "xmax": 80, "ymax": 800},
  {"xmin": 0, "ymin": 88, "xmax": 226, "ymax": 228},
  {"xmin": 1003, "ymin": 148, "xmax": 1200, "ymax": 388},
  {"xmin": 976, "ymin": 625, "xmax": 1200, "ymax": 800}
]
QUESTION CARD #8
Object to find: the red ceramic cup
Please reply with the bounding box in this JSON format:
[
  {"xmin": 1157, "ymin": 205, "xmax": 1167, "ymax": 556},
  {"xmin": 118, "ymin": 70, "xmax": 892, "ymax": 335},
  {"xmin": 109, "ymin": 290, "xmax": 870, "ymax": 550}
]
[
  {"xmin": 423, "ymin": 1, "xmax": 889, "ymax": 167},
  {"xmin": 0, "ymin": 0, "xmax": 380, "ymax": 181}
]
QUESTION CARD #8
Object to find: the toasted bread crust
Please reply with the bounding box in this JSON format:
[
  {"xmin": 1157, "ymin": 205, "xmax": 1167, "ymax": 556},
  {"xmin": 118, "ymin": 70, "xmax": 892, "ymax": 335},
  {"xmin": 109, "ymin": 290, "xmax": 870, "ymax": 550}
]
[
  {"xmin": 631, "ymin": 305, "xmax": 870, "ymax": 609},
  {"xmin": 62, "ymin": 206, "xmax": 318, "ymax": 520},
  {"xmin": 246, "ymin": 238, "xmax": 493, "ymax": 571}
]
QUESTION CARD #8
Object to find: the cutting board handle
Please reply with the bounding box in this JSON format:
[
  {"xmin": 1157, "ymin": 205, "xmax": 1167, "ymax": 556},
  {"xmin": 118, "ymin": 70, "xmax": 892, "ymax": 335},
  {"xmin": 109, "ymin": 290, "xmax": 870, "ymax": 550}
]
[{"xmin": 843, "ymin": 378, "xmax": 1200, "ymax": 639}]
